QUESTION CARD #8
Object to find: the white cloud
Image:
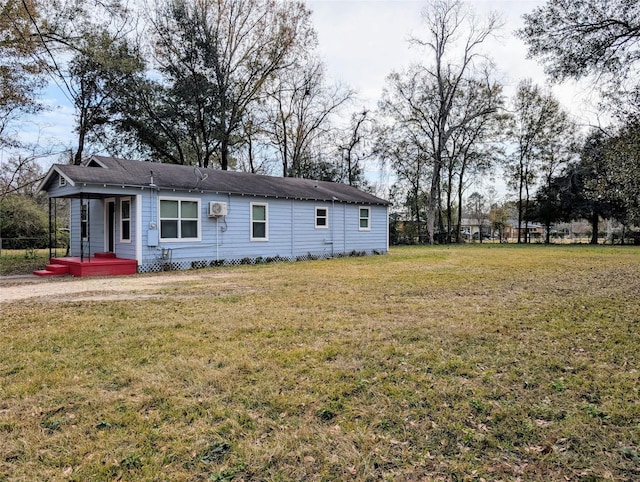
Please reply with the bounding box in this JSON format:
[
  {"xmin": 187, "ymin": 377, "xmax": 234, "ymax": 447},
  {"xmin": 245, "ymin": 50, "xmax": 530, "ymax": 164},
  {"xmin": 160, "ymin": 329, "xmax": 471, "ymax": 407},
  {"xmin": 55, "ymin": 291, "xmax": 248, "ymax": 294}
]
[{"xmin": 309, "ymin": 0, "xmax": 600, "ymax": 127}]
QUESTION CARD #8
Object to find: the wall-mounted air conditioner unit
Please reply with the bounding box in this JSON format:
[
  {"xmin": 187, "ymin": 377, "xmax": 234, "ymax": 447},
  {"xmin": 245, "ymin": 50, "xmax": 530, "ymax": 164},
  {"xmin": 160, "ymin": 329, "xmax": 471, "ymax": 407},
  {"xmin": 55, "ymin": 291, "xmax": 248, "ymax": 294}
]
[{"xmin": 208, "ymin": 201, "xmax": 228, "ymax": 217}]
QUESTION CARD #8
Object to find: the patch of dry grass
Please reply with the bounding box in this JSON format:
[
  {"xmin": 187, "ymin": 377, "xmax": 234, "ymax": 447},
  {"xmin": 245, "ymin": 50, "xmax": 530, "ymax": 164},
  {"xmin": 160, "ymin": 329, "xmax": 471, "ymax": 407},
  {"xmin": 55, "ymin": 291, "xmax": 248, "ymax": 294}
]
[{"xmin": 1, "ymin": 245, "xmax": 639, "ymax": 481}]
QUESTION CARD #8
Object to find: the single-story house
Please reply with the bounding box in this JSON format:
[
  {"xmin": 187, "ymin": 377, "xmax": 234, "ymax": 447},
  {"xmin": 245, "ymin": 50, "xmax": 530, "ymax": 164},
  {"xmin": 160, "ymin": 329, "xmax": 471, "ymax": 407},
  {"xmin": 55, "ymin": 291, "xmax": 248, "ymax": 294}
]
[
  {"xmin": 503, "ymin": 219, "xmax": 545, "ymax": 242},
  {"xmin": 459, "ymin": 217, "xmax": 493, "ymax": 240},
  {"xmin": 37, "ymin": 156, "xmax": 390, "ymax": 275}
]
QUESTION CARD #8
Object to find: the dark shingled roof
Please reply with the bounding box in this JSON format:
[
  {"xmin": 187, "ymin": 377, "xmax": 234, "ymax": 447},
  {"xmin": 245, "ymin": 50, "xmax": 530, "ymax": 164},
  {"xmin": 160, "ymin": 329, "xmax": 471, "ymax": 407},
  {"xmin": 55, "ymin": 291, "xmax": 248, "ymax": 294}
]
[{"xmin": 44, "ymin": 156, "xmax": 389, "ymax": 205}]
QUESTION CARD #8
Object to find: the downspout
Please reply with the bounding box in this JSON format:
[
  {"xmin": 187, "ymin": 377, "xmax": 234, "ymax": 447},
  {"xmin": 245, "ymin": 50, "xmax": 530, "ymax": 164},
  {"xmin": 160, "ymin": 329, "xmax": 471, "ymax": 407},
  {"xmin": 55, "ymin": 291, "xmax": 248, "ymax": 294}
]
[
  {"xmin": 291, "ymin": 199, "xmax": 295, "ymax": 259},
  {"xmin": 331, "ymin": 198, "xmax": 335, "ymax": 257},
  {"xmin": 135, "ymin": 194, "xmax": 142, "ymax": 270},
  {"xmin": 343, "ymin": 203, "xmax": 346, "ymax": 254},
  {"xmin": 386, "ymin": 205, "xmax": 390, "ymax": 253}
]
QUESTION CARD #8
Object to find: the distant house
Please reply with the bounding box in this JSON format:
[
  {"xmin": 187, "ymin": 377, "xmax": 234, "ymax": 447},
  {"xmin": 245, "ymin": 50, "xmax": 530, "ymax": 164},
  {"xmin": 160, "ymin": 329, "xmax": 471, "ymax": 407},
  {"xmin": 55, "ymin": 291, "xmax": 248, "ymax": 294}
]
[
  {"xmin": 503, "ymin": 219, "xmax": 545, "ymax": 242},
  {"xmin": 460, "ymin": 217, "xmax": 492, "ymax": 240},
  {"xmin": 37, "ymin": 156, "xmax": 390, "ymax": 275}
]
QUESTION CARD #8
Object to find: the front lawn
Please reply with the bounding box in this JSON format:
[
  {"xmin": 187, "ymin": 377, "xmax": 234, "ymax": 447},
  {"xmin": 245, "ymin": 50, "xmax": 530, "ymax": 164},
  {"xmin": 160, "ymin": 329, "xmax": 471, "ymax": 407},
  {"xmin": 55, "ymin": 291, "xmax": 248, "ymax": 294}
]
[{"xmin": 1, "ymin": 245, "xmax": 639, "ymax": 480}]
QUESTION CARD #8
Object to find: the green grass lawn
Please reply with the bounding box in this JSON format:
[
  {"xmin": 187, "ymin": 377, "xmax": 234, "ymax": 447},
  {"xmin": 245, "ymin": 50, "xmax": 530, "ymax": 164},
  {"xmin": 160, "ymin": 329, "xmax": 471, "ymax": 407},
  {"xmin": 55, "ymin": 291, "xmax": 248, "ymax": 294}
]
[
  {"xmin": 0, "ymin": 248, "xmax": 50, "ymax": 275},
  {"xmin": 1, "ymin": 245, "xmax": 639, "ymax": 481}
]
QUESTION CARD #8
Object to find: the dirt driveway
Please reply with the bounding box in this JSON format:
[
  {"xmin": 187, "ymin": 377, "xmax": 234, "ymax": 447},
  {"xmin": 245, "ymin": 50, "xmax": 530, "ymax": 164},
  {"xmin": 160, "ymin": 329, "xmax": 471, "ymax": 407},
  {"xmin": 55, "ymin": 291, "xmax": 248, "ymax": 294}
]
[{"xmin": 0, "ymin": 272, "xmax": 235, "ymax": 304}]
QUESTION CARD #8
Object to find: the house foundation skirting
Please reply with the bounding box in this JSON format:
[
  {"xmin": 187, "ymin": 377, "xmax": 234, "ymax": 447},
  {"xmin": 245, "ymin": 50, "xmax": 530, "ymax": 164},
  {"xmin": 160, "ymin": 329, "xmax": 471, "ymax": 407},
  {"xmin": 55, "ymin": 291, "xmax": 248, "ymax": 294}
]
[{"xmin": 138, "ymin": 249, "xmax": 384, "ymax": 273}]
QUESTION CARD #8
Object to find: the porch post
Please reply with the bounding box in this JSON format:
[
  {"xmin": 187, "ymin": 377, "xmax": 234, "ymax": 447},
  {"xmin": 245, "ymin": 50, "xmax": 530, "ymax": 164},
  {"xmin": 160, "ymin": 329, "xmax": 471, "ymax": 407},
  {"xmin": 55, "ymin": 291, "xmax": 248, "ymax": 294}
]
[
  {"xmin": 80, "ymin": 193, "xmax": 84, "ymax": 262},
  {"xmin": 48, "ymin": 197, "xmax": 53, "ymax": 260},
  {"xmin": 87, "ymin": 198, "xmax": 91, "ymax": 261},
  {"xmin": 53, "ymin": 198, "xmax": 58, "ymax": 258},
  {"xmin": 87, "ymin": 196, "xmax": 91, "ymax": 262}
]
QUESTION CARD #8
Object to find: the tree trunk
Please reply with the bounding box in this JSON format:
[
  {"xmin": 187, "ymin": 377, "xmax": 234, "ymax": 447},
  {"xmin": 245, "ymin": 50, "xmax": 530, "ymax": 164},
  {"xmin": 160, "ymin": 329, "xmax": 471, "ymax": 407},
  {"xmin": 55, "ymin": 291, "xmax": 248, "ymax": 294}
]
[
  {"xmin": 74, "ymin": 106, "xmax": 88, "ymax": 165},
  {"xmin": 220, "ymin": 139, "xmax": 229, "ymax": 170},
  {"xmin": 524, "ymin": 178, "xmax": 531, "ymax": 244},
  {"xmin": 517, "ymin": 160, "xmax": 524, "ymax": 244},
  {"xmin": 545, "ymin": 222, "xmax": 551, "ymax": 244},
  {"xmin": 456, "ymin": 181, "xmax": 464, "ymax": 244},
  {"xmin": 413, "ymin": 185, "xmax": 422, "ymax": 244},
  {"xmin": 590, "ymin": 211, "xmax": 599, "ymax": 244},
  {"xmin": 426, "ymin": 163, "xmax": 441, "ymax": 245}
]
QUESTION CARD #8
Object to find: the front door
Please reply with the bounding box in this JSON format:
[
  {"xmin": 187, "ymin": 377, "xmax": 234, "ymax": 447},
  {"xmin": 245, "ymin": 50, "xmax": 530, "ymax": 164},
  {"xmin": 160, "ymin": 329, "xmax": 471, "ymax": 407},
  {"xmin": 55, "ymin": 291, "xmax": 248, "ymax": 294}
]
[{"xmin": 106, "ymin": 200, "xmax": 116, "ymax": 252}]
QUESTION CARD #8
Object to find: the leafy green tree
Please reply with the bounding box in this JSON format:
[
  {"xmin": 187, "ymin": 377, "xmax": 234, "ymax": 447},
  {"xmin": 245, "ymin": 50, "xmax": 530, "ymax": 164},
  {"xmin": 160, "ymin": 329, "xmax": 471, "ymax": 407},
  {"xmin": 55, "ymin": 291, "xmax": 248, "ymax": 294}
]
[
  {"xmin": 542, "ymin": 131, "xmax": 625, "ymax": 244},
  {"xmin": 68, "ymin": 30, "xmax": 145, "ymax": 164},
  {"xmin": 519, "ymin": 0, "xmax": 640, "ymax": 111},
  {"xmin": 532, "ymin": 175, "xmax": 571, "ymax": 244},
  {"xmin": 135, "ymin": 0, "xmax": 315, "ymax": 169},
  {"xmin": 489, "ymin": 203, "xmax": 509, "ymax": 242},
  {"xmin": 0, "ymin": 194, "xmax": 48, "ymax": 248},
  {"xmin": 0, "ymin": 155, "xmax": 48, "ymax": 249},
  {"xmin": 604, "ymin": 119, "xmax": 640, "ymax": 225},
  {"xmin": 8, "ymin": 0, "xmax": 139, "ymax": 163},
  {"xmin": 0, "ymin": 0, "xmax": 46, "ymax": 148}
]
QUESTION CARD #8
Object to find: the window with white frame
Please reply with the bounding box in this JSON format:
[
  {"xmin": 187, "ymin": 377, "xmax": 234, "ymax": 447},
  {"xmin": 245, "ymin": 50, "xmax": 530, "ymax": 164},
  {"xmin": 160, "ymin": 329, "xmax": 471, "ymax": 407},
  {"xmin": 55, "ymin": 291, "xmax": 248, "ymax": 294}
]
[
  {"xmin": 159, "ymin": 198, "xmax": 200, "ymax": 241},
  {"xmin": 120, "ymin": 198, "xmax": 131, "ymax": 242},
  {"xmin": 250, "ymin": 202, "xmax": 268, "ymax": 241},
  {"xmin": 315, "ymin": 206, "xmax": 328, "ymax": 228},
  {"xmin": 359, "ymin": 207, "xmax": 371, "ymax": 231},
  {"xmin": 81, "ymin": 200, "xmax": 89, "ymax": 241},
  {"xmin": 59, "ymin": 176, "xmax": 67, "ymax": 187}
]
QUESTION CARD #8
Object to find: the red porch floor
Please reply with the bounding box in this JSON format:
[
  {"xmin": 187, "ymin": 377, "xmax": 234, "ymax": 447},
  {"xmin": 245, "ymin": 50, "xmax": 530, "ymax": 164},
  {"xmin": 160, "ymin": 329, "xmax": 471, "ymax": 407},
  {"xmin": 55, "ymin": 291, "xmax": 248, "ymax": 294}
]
[{"xmin": 34, "ymin": 252, "xmax": 138, "ymax": 277}]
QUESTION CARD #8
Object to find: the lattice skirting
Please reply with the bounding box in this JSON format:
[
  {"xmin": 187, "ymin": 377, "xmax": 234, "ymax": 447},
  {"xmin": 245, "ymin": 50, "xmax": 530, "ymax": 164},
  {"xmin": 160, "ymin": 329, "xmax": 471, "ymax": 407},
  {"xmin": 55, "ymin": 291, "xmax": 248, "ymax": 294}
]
[{"xmin": 138, "ymin": 250, "xmax": 383, "ymax": 273}]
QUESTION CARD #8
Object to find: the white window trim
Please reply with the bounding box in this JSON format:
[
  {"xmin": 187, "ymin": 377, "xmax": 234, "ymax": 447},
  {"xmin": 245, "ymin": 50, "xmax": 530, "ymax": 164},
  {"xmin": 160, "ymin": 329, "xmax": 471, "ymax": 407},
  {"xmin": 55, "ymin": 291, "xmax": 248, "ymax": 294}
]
[
  {"xmin": 158, "ymin": 197, "xmax": 201, "ymax": 242},
  {"xmin": 359, "ymin": 206, "xmax": 371, "ymax": 231},
  {"xmin": 120, "ymin": 197, "xmax": 132, "ymax": 243},
  {"xmin": 315, "ymin": 206, "xmax": 329, "ymax": 229},
  {"xmin": 250, "ymin": 202, "xmax": 269, "ymax": 241},
  {"xmin": 58, "ymin": 176, "xmax": 67, "ymax": 187}
]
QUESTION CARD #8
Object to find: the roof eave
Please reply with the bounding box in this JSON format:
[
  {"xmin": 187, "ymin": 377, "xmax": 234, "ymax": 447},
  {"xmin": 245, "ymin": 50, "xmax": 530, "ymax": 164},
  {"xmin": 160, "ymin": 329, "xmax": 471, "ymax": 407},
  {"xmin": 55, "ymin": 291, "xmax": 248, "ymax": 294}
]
[{"xmin": 37, "ymin": 166, "xmax": 76, "ymax": 193}]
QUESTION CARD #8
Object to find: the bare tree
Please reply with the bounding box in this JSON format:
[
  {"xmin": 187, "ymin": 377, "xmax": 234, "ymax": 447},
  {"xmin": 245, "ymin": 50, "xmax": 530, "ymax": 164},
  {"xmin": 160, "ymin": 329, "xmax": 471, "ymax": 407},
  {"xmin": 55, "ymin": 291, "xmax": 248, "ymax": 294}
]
[
  {"xmin": 442, "ymin": 74, "xmax": 505, "ymax": 242},
  {"xmin": 506, "ymin": 79, "xmax": 574, "ymax": 243},
  {"xmin": 377, "ymin": 70, "xmax": 435, "ymax": 242},
  {"xmin": 338, "ymin": 110, "xmax": 371, "ymax": 187},
  {"xmin": 263, "ymin": 57, "xmax": 353, "ymax": 178},
  {"xmin": 409, "ymin": 0, "xmax": 502, "ymax": 243}
]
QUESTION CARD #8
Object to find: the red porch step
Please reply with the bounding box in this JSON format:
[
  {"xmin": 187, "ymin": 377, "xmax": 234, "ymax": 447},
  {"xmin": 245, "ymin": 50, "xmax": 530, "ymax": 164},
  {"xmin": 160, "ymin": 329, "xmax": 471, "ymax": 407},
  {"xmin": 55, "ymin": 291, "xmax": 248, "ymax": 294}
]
[
  {"xmin": 34, "ymin": 255, "xmax": 137, "ymax": 277},
  {"xmin": 94, "ymin": 252, "xmax": 117, "ymax": 259},
  {"xmin": 34, "ymin": 263, "xmax": 71, "ymax": 277}
]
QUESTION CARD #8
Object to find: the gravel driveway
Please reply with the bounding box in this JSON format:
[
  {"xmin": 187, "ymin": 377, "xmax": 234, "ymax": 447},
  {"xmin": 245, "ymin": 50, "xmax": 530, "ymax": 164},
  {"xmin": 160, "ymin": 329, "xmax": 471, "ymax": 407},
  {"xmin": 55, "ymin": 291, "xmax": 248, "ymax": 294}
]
[{"xmin": 0, "ymin": 272, "xmax": 233, "ymax": 304}]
